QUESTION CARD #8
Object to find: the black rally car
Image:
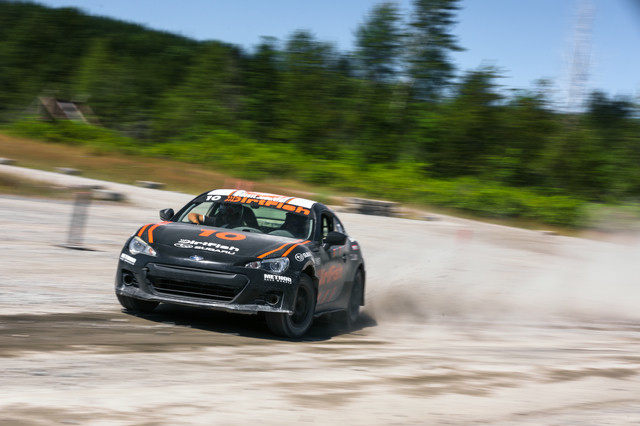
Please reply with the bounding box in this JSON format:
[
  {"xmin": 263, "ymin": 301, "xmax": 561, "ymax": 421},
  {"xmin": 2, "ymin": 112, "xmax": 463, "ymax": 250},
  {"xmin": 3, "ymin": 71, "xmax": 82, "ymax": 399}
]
[{"xmin": 115, "ymin": 189, "xmax": 365, "ymax": 338}]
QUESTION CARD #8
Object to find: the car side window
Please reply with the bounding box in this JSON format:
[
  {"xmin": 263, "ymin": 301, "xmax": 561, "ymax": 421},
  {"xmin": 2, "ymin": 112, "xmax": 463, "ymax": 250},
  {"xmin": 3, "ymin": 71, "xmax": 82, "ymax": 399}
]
[
  {"xmin": 179, "ymin": 202, "xmax": 214, "ymax": 222},
  {"xmin": 321, "ymin": 213, "xmax": 334, "ymax": 242}
]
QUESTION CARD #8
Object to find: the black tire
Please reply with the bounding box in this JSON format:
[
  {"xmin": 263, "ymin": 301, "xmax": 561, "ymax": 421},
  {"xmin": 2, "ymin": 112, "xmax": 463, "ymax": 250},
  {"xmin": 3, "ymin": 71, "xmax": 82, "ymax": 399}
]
[
  {"xmin": 265, "ymin": 274, "xmax": 315, "ymax": 338},
  {"xmin": 117, "ymin": 293, "xmax": 159, "ymax": 313},
  {"xmin": 341, "ymin": 270, "xmax": 364, "ymax": 329}
]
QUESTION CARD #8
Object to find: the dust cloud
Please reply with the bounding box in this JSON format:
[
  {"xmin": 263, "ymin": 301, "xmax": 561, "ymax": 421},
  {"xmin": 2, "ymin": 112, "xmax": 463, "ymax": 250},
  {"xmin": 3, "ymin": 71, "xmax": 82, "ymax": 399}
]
[{"xmin": 354, "ymin": 215, "xmax": 640, "ymax": 326}]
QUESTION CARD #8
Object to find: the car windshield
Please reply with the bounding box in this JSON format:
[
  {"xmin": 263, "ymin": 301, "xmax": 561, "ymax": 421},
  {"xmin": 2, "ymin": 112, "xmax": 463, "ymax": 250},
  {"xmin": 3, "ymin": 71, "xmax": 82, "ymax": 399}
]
[{"xmin": 177, "ymin": 200, "xmax": 315, "ymax": 240}]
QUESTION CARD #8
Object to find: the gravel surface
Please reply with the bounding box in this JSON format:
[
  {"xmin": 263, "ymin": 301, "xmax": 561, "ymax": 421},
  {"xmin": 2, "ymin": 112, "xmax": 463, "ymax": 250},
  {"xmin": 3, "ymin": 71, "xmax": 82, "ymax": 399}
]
[{"xmin": 1, "ymin": 165, "xmax": 639, "ymax": 425}]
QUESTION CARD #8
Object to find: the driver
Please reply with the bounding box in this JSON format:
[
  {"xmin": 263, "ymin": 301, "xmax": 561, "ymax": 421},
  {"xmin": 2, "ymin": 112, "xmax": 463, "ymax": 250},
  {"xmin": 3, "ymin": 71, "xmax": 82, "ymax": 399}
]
[
  {"xmin": 214, "ymin": 203, "xmax": 244, "ymax": 228},
  {"xmin": 279, "ymin": 212, "xmax": 309, "ymax": 239},
  {"xmin": 188, "ymin": 203, "xmax": 244, "ymax": 228}
]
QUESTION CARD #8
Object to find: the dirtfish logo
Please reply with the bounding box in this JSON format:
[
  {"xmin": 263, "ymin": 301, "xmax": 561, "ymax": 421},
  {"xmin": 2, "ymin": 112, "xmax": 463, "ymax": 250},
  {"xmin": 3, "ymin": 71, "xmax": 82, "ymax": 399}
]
[{"xmin": 175, "ymin": 239, "xmax": 240, "ymax": 256}]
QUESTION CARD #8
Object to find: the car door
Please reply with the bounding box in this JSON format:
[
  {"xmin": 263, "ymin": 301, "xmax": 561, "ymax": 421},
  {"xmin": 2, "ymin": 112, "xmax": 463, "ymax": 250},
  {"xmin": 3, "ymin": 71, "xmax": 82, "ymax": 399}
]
[{"xmin": 315, "ymin": 210, "xmax": 349, "ymax": 307}]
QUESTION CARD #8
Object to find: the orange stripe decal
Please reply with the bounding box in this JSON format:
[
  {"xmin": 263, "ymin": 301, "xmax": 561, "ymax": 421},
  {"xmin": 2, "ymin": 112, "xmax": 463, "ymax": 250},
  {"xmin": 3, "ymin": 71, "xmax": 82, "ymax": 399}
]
[
  {"xmin": 282, "ymin": 240, "xmax": 310, "ymax": 257},
  {"xmin": 137, "ymin": 224, "xmax": 151, "ymax": 238},
  {"xmin": 147, "ymin": 221, "xmax": 169, "ymax": 243},
  {"xmin": 258, "ymin": 240, "xmax": 302, "ymax": 259}
]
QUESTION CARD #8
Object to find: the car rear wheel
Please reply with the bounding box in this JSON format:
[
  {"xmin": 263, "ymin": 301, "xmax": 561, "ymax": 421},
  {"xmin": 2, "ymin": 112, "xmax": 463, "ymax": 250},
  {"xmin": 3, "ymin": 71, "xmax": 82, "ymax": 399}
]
[
  {"xmin": 116, "ymin": 293, "xmax": 159, "ymax": 313},
  {"xmin": 266, "ymin": 274, "xmax": 315, "ymax": 338}
]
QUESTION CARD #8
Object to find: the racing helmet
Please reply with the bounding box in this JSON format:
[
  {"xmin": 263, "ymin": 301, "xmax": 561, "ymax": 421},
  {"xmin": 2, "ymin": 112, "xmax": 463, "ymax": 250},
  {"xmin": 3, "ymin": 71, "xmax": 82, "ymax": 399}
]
[{"xmin": 217, "ymin": 202, "xmax": 243, "ymax": 224}]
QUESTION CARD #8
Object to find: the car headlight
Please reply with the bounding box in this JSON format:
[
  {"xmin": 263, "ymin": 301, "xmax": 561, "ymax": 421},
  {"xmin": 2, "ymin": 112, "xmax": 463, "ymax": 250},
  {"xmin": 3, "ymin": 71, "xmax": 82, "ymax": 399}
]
[
  {"xmin": 129, "ymin": 236, "xmax": 157, "ymax": 257},
  {"xmin": 245, "ymin": 257, "xmax": 289, "ymax": 274}
]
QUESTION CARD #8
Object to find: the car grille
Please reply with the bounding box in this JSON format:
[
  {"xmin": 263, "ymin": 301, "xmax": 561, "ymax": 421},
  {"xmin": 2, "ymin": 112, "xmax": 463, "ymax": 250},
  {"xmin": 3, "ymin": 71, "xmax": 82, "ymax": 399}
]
[
  {"xmin": 152, "ymin": 278, "xmax": 238, "ymax": 301},
  {"xmin": 146, "ymin": 263, "xmax": 248, "ymax": 302}
]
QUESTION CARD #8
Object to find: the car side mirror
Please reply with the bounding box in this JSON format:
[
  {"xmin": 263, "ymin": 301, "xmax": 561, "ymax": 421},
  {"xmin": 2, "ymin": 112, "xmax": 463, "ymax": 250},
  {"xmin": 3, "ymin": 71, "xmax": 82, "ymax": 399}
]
[
  {"xmin": 159, "ymin": 208, "xmax": 174, "ymax": 221},
  {"xmin": 324, "ymin": 231, "xmax": 347, "ymax": 246}
]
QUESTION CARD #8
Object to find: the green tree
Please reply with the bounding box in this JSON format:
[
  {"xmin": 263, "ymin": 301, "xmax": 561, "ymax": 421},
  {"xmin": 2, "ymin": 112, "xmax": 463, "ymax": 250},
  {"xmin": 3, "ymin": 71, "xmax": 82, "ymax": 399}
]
[
  {"xmin": 500, "ymin": 83, "xmax": 559, "ymax": 187},
  {"xmin": 275, "ymin": 31, "xmax": 347, "ymax": 152},
  {"xmin": 583, "ymin": 91, "xmax": 640, "ymax": 198},
  {"xmin": 354, "ymin": 2, "xmax": 404, "ymax": 83},
  {"xmin": 152, "ymin": 41, "xmax": 243, "ymax": 138},
  {"xmin": 0, "ymin": 5, "xmax": 87, "ymax": 113},
  {"xmin": 587, "ymin": 91, "xmax": 633, "ymax": 129},
  {"xmin": 419, "ymin": 68, "xmax": 503, "ymax": 177},
  {"xmin": 243, "ymin": 37, "xmax": 283, "ymax": 140},
  {"xmin": 406, "ymin": 0, "xmax": 463, "ymax": 101}
]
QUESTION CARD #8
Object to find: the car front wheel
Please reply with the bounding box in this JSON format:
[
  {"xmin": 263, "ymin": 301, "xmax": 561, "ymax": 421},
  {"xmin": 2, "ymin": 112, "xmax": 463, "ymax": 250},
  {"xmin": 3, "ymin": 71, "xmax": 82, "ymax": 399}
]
[{"xmin": 266, "ymin": 274, "xmax": 315, "ymax": 338}]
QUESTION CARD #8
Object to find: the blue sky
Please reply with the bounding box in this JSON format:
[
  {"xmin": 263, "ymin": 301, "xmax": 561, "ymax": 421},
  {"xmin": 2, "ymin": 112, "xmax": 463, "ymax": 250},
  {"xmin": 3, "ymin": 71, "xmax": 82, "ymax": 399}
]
[{"xmin": 34, "ymin": 0, "xmax": 640, "ymax": 101}]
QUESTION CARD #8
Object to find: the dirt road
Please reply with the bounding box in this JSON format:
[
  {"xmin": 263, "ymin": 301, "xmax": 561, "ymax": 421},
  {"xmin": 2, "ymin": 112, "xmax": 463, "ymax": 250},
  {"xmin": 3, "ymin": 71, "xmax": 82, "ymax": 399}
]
[{"xmin": 1, "ymin": 165, "xmax": 639, "ymax": 425}]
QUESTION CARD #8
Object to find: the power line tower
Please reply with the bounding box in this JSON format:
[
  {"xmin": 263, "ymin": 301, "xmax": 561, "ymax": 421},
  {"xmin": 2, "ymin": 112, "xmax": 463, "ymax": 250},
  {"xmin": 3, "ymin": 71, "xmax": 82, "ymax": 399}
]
[{"xmin": 566, "ymin": 0, "xmax": 595, "ymax": 113}]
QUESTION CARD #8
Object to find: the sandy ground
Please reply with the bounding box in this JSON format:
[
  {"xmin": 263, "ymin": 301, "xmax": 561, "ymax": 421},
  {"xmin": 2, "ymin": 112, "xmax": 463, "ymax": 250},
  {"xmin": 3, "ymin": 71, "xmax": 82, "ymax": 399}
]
[{"xmin": 1, "ymin": 164, "xmax": 639, "ymax": 425}]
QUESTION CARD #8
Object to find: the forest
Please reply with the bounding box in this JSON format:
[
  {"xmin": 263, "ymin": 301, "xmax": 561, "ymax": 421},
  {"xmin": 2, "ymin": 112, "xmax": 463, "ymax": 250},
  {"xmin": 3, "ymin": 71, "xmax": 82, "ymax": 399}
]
[{"xmin": 1, "ymin": 0, "xmax": 639, "ymax": 228}]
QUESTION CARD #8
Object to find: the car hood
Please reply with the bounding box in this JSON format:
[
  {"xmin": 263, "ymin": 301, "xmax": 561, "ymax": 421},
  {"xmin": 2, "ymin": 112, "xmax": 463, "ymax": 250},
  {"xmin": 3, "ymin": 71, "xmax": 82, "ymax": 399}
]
[{"xmin": 138, "ymin": 221, "xmax": 309, "ymax": 262}]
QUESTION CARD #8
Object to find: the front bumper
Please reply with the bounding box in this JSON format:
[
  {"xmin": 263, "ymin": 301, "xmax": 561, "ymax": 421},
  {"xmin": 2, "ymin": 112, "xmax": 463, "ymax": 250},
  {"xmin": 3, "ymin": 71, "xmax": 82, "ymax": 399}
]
[{"xmin": 115, "ymin": 258, "xmax": 297, "ymax": 315}]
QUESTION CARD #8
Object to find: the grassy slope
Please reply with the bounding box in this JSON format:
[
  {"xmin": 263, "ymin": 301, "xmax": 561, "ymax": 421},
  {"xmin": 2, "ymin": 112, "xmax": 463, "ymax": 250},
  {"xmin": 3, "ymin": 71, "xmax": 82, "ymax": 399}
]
[
  {"xmin": 0, "ymin": 132, "xmax": 336, "ymax": 202},
  {"xmin": 0, "ymin": 131, "xmax": 576, "ymax": 238},
  {"xmin": 5, "ymin": 131, "xmax": 638, "ymax": 238}
]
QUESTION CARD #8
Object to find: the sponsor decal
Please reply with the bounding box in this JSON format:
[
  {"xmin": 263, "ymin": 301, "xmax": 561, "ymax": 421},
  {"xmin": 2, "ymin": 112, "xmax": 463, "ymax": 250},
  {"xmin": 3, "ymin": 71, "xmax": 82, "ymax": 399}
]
[
  {"xmin": 120, "ymin": 253, "xmax": 136, "ymax": 265},
  {"xmin": 174, "ymin": 239, "xmax": 239, "ymax": 256},
  {"xmin": 227, "ymin": 190, "xmax": 292, "ymax": 204},
  {"xmin": 207, "ymin": 190, "xmax": 313, "ymax": 216},
  {"xmin": 318, "ymin": 264, "xmax": 347, "ymax": 303},
  {"xmin": 264, "ymin": 274, "xmax": 293, "ymax": 284},
  {"xmin": 318, "ymin": 264, "xmax": 344, "ymax": 287},
  {"xmin": 295, "ymin": 252, "xmax": 313, "ymax": 262},
  {"xmin": 319, "ymin": 286, "xmax": 339, "ymax": 304}
]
